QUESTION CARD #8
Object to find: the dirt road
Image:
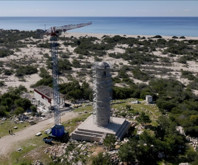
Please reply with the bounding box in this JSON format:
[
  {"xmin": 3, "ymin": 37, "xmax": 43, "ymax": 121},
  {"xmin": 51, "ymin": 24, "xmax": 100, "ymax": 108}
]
[{"xmin": 0, "ymin": 111, "xmax": 78, "ymax": 157}]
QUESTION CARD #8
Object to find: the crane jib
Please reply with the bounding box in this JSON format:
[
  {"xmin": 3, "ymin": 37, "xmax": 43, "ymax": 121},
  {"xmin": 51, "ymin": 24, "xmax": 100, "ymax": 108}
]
[
  {"xmin": 49, "ymin": 21, "xmax": 92, "ymax": 127},
  {"xmin": 46, "ymin": 22, "xmax": 92, "ymax": 36}
]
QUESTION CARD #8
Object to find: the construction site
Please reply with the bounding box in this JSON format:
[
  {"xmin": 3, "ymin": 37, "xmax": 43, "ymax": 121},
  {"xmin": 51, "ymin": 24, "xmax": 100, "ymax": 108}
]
[
  {"xmin": 71, "ymin": 62, "xmax": 130, "ymax": 142},
  {"xmin": 19, "ymin": 22, "xmax": 131, "ymax": 142},
  {"xmin": 1, "ymin": 19, "xmax": 198, "ymax": 165}
]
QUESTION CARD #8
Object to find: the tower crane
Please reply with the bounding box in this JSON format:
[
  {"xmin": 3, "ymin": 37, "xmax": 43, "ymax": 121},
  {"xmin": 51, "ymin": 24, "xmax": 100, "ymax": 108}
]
[{"xmin": 45, "ymin": 22, "xmax": 92, "ymax": 137}]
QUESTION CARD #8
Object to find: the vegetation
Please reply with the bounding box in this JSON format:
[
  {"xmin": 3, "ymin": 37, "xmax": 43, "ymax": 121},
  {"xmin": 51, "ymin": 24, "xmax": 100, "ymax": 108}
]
[
  {"xmin": 0, "ymin": 81, "xmax": 5, "ymax": 87},
  {"xmin": 103, "ymin": 134, "xmax": 116, "ymax": 150},
  {"xmin": 15, "ymin": 65, "xmax": 38, "ymax": 77},
  {"xmin": 0, "ymin": 49, "xmax": 14, "ymax": 58},
  {"xmin": 46, "ymin": 57, "xmax": 72, "ymax": 73},
  {"xmin": 0, "ymin": 119, "xmax": 28, "ymax": 137},
  {"xmin": 136, "ymin": 112, "xmax": 151, "ymax": 124},
  {"xmin": 39, "ymin": 67, "xmax": 50, "ymax": 78},
  {"xmin": 181, "ymin": 70, "xmax": 195, "ymax": 80},
  {"xmin": 92, "ymin": 153, "xmax": 112, "ymax": 165},
  {"xmin": 0, "ymin": 86, "xmax": 32, "ymax": 117},
  {"xmin": 59, "ymin": 80, "xmax": 92, "ymax": 101},
  {"xmin": 1, "ymin": 31, "xmax": 198, "ymax": 164},
  {"xmin": 0, "ymin": 29, "xmax": 44, "ymax": 49},
  {"xmin": 112, "ymin": 77, "xmax": 198, "ymax": 137},
  {"xmin": 4, "ymin": 69, "xmax": 14, "ymax": 75},
  {"xmin": 132, "ymin": 67, "xmax": 150, "ymax": 81},
  {"xmin": 117, "ymin": 116, "xmax": 197, "ymax": 164},
  {"xmin": 31, "ymin": 76, "xmax": 53, "ymax": 88}
]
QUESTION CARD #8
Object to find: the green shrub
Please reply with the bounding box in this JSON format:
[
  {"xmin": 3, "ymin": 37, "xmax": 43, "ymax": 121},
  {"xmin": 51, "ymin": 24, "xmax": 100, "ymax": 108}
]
[
  {"xmin": 14, "ymin": 107, "xmax": 25, "ymax": 115},
  {"xmin": 92, "ymin": 153, "xmax": 112, "ymax": 165},
  {"xmin": 0, "ymin": 106, "xmax": 7, "ymax": 117},
  {"xmin": 58, "ymin": 59, "xmax": 72, "ymax": 73},
  {"xmin": 4, "ymin": 69, "xmax": 13, "ymax": 75},
  {"xmin": 132, "ymin": 68, "xmax": 150, "ymax": 81},
  {"xmin": 37, "ymin": 42, "xmax": 50, "ymax": 48},
  {"xmin": 72, "ymin": 59, "xmax": 81, "ymax": 68},
  {"xmin": 0, "ymin": 81, "xmax": 5, "ymax": 87},
  {"xmin": 31, "ymin": 76, "xmax": 53, "ymax": 87},
  {"xmin": 0, "ymin": 49, "xmax": 14, "ymax": 57},
  {"xmin": 15, "ymin": 65, "xmax": 38, "ymax": 77},
  {"xmin": 152, "ymin": 35, "xmax": 162, "ymax": 38},
  {"xmin": 39, "ymin": 67, "xmax": 50, "ymax": 78},
  {"xmin": 103, "ymin": 134, "xmax": 116, "ymax": 150},
  {"xmin": 181, "ymin": 70, "xmax": 195, "ymax": 80},
  {"xmin": 137, "ymin": 112, "xmax": 151, "ymax": 124},
  {"xmin": 59, "ymin": 80, "xmax": 92, "ymax": 101},
  {"xmin": 172, "ymin": 36, "xmax": 178, "ymax": 39}
]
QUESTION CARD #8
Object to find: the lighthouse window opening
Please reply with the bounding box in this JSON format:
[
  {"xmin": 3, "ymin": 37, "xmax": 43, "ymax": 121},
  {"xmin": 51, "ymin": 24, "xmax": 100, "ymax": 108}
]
[{"xmin": 103, "ymin": 71, "xmax": 106, "ymax": 77}]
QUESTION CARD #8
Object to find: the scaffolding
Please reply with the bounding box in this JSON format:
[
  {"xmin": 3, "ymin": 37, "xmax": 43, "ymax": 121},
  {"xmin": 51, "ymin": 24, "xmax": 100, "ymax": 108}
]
[{"xmin": 92, "ymin": 62, "xmax": 112, "ymax": 127}]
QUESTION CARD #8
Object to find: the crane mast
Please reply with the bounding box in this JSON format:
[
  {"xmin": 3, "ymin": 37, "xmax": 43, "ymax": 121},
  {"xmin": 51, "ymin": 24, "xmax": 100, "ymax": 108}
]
[
  {"xmin": 50, "ymin": 35, "xmax": 60, "ymax": 125},
  {"xmin": 47, "ymin": 22, "xmax": 92, "ymax": 134}
]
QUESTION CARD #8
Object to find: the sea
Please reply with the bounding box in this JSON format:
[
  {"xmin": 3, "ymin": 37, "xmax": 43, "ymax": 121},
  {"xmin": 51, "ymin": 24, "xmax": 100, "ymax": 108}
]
[{"xmin": 0, "ymin": 17, "xmax": 198, "ymax": 37}]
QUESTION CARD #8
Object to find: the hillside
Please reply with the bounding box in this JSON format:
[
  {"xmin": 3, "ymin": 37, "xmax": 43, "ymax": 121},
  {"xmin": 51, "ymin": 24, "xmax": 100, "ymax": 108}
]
[{"xmin": 0, "ymin": 30, "xmax": 198, "ymax": 164}]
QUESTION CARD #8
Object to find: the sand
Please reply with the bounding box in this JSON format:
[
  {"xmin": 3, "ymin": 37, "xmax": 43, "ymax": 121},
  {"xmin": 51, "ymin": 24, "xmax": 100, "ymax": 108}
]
[{"xmin": 0, "ymin": 32, "xmax": 198, "ymax": 94}]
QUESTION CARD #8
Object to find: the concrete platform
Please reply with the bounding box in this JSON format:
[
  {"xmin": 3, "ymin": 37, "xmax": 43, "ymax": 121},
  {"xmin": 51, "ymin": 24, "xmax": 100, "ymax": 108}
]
[{"xmin": 71, "ymin": 115, "xmax": 130, "ymax": 142}]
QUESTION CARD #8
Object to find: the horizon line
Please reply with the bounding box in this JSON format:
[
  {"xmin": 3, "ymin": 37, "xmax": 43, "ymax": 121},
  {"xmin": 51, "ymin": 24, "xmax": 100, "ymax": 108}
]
[{"xmin": 0, "ymin": 16, "xmax": 198, "ymax": 17}]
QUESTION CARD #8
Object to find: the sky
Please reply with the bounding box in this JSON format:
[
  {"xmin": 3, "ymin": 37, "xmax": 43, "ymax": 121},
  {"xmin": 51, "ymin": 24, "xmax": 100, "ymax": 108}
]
[{"xmin": 0, "ymin": 1, "xmax": 198, "ymax": 17}]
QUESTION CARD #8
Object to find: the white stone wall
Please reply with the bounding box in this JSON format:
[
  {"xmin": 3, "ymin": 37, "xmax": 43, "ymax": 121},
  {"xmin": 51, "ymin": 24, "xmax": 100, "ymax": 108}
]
[
  {"xmin": 146, "ymin": 95, "xmax": 153, "ymax": 104},
  {"xmin": 34, "ymin": 91, "xmax": 51, "ymax": 108},
  {"xmin": 34, "ymin": 91, "xmax": 65, "ymax": 108}
]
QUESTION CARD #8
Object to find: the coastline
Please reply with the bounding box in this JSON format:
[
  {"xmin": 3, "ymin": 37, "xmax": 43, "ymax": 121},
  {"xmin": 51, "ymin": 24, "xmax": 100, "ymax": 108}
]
[
  {"xmin": 0, "ymin": 17, "xmax": 198, "ymax": 37},
  {"xmin": 67, "ymin": 32, "xmax": 198, "ymax": 40}
]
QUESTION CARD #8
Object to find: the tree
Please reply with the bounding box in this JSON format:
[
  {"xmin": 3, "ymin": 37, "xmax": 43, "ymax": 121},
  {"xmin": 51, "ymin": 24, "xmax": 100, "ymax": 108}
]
[
  {"xmin": 92, "ymin": 153, "xmax": 112, "ymax": 165},
  {"xmin": 30, "ymin": 105, "xmax": 37, "ymax": 112},
  {"xmin": 14, "ymin": 98, "xmax": 31, "ymax": 110},
  {"xmin": 118, "ymin": 140, "xmax": 137, "ymax": 163},
  {"xmin": 192, "ymin": 155, "xmax": 198, "ymax": 165},
  {"xmin": 125, "ymin": 105, "xmax": 132, "ymax": 111},
  {"xmin": 15, "ymin": 66, "xmax": 38, "ymax": 77},
  {"xmin": 14, "ymin": 107, "xmax": 24, "ymax": 115},
  {"xmin": 0, "ymin": 81, "xmax": 5, "ymax": 87},
  {"xmin": 72, "ymin": 59, "xmax": 81, "ymax": 68},
  {"xmin": 0, "ymin": 106, "xmax": 7, "ymax": 117},
  {"xmin": 137, "ymin": 112, "xmax": 151, "ymax": 124},
  {"xmin": 103, "ymin": 134, "xmax": 116, "ymax": 150},
  {"xmin": 39, "ymin": 67, "xmax": 50, "ymax": 78}
]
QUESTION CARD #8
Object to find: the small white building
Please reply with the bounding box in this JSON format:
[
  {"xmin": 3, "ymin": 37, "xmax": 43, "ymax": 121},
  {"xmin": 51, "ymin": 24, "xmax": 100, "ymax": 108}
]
[
  {"xmin": 145, "ymin": 95, "xmax": 153, "ymax": 104},
  {"xmin": 34, "ymin": 86, "xmax": 64, "ymax": 109}
]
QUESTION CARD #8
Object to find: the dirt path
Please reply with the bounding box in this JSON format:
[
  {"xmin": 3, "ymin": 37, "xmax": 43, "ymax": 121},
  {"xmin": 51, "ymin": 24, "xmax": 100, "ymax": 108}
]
[{"xmin": 0, "ymin": 111, "xmax": 78, "ymax": 157}]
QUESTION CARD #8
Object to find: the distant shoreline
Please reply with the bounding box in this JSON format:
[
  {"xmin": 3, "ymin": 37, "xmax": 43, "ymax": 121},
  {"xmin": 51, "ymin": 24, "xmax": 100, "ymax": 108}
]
[
  {"xmin": 1, "ymin": 29, "xmax": 198, "ymax": 39},
  {"xmin": 0, "ymin": 17, "xmax": 198, "ymax": 37},
  {"xmin": 67, "ymin": 32, "xmax": 198, "ymax": 40}
]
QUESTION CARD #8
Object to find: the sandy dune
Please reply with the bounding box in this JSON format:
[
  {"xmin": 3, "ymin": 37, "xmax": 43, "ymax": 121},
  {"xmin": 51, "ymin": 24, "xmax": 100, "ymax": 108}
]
[{"xmin": 1, "ymin": 32, "xmax": 198, "ymax": 94}]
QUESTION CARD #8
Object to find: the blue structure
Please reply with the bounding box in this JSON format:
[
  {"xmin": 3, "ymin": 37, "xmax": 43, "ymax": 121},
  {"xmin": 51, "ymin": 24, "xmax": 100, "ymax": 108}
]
[{"xmin": 51, "ymin": 125, "xmax": 65, "ymax": 137}]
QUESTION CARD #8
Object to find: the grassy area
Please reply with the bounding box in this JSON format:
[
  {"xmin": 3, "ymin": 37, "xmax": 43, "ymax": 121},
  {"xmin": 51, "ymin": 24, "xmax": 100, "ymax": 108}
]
[
  {"xmin": 62, "ymin": 113, "xmax": 91, "ymax": 133},
  {"xmin": 73, "ymin": 104, "xmax": 92, "ymax": 113},
  {"xmin": 0, "ymin": 98, "xmax": 162, "ymax": 165},
  {"xmin": 0, "ymin": 132, "xmax": 50, "ymax": 165},
  {"xmin": 0, "ymin": 120, "xmax": 28, "ymax": 137},
  {"xmin": 112, "ymin": 98, "xmax": 162, "ymax": 126},
  {"xmin": 0, "ymin": 113, "xmax": 91, "ymax": 165}
]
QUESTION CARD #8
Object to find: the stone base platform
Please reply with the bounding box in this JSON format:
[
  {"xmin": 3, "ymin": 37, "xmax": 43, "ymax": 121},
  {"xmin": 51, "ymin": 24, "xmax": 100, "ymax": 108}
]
[{"xmin": 71, "ymin": 115, "xmax": 130, "ymax": 142}]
